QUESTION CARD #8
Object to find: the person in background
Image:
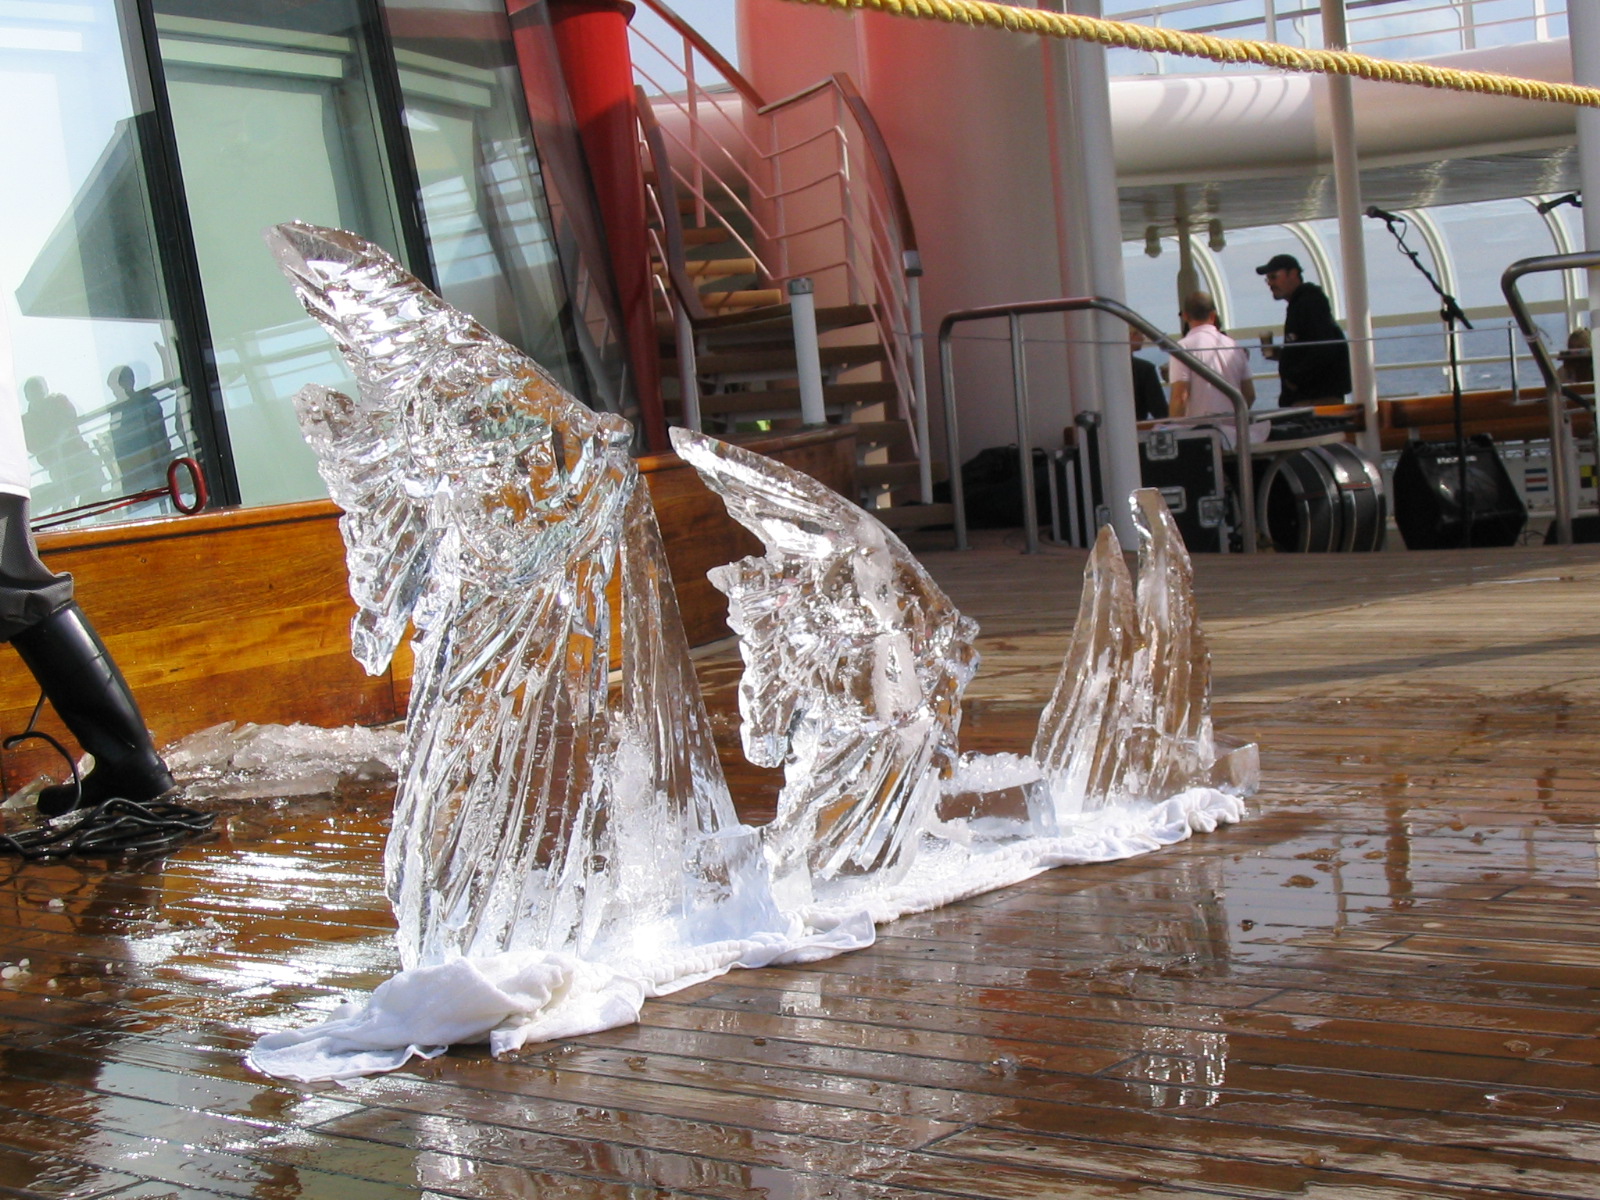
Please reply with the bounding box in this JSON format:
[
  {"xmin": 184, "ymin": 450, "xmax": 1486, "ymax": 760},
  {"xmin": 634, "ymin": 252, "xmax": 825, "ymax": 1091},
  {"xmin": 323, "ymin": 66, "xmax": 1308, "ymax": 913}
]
[
  {"xmin": 1256, "ymin": 253, "xmax": 1352, "ymax": 404},
  {"xmin": 1130, "ymin": 327, "xmax": 1168, "ymax": 420},
  {"xmin": 106, "ymin": 365, "xmax": 172, "ymax": 492},
  {"xmin": 1168, "ymin": 291, "xmax": 1266, "ymax": 448},
  {"xmin": 20, "ymin": 376, "xmax": 107, "ymax": 511},
  {"xmin": 1, "ymin": 379, "xmax": 173, "ymax": 817}
]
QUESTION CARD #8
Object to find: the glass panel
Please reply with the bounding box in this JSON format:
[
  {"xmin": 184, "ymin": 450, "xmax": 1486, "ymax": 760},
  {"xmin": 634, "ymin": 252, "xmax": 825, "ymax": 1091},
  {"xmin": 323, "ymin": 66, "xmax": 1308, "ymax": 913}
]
[
  {"xmin": 380, "ymin": 0, "xmax": 594, "ymax": 404},
  {"xmin": 1122, "ymin": 238, "xmax": 1184, "ymax": 338},
  {"xmin": 1434, "ymin": 198, "xmax": 1563, "ymax": 311},
  {"xmin": 1, "ymin": 1, "xmax": 199, "ymax": 521},
  {"xmin": 153, "ymin": 2, "xmax": 409, "ymax": 506},
  {"xmin": 1207, "ymin": 225, "xmax": 1315, "ymax": 336}
]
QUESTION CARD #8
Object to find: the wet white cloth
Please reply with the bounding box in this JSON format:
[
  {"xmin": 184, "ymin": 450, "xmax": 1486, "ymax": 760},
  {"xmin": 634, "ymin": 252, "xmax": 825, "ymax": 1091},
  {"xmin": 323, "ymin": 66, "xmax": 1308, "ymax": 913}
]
[
  {"xmin": 1169, "ymin": 325, "xmax": 1268, "ymax": 448},
  {"xmin": 246, "ymin": 785, "xmax": 1245, "ymax": 1082},
  {"xmin": 0, "ymin": 380, "xmax": 29, "ymax": 498}
]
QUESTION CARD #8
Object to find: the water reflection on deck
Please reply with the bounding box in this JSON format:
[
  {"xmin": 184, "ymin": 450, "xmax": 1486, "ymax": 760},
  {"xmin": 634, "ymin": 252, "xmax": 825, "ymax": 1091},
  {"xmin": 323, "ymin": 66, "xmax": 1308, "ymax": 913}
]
[{"xmin": 4, "ymin": 538, "xmax": 1600, "ymax": 1197}]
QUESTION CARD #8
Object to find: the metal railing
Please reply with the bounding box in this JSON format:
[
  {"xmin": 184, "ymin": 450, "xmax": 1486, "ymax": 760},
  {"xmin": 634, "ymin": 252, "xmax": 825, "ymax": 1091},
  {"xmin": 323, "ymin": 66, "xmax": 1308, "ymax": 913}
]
[
  {"xmin": 1104, "ymin": 0, "xmax": 1565, "ymax": 70},
  {"xmin": 628, "ymin": 0, "xmax": 931, "ymax": 492},
  {"xmin": 1502, "ymin": 251, "xmax": 1598, "ymax": 545},
  {"xmin": 939, "ymin": 296, "xmax": 1257, "ymax": 554}
]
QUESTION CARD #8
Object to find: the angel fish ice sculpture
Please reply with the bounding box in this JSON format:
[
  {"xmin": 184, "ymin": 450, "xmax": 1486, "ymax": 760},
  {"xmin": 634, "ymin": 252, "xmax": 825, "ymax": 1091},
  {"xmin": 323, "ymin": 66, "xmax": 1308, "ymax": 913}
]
[{"xmin": 247, "ymin": 223, "xmax": 1255, "ymax": 1082}]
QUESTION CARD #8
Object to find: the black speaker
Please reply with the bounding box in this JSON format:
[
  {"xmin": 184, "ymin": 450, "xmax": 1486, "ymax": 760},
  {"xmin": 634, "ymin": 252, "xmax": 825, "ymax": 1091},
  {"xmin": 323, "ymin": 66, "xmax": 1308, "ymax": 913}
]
[{"xmin": 1393, "ymin": 435, "xmax": 1526, "ymax": 549}]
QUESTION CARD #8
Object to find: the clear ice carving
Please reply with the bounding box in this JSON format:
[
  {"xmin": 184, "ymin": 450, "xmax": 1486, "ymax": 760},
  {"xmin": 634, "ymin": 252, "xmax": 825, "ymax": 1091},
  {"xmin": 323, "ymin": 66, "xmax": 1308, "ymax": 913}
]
[
  {"xmin": 670, "ymin": 429, "xmax": 979, "ymax": 908},
  {"xmin": 266, "ymin": 223, "xmax": 779, "ymax": 972},
  {"xmin": 250, "ymin": 222, "xmax": 1254, "ymax": 1082},
  {"xmin": 1033, "ymin": 489, "xmax": 1248, "ymax": 815}
]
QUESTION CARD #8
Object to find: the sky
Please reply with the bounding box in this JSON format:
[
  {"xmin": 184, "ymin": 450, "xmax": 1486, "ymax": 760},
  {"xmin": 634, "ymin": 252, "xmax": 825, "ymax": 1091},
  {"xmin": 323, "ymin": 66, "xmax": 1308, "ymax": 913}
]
[{"xmin": 631, "ymin": 0, "xmax": 740, "ymax": 69}]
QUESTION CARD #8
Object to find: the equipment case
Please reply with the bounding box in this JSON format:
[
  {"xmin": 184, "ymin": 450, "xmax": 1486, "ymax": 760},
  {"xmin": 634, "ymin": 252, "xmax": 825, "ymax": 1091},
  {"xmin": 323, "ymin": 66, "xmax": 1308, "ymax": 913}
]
[{"xmin": 1137, "ymin": 427, "xmax": 1231, "ymax": 553}]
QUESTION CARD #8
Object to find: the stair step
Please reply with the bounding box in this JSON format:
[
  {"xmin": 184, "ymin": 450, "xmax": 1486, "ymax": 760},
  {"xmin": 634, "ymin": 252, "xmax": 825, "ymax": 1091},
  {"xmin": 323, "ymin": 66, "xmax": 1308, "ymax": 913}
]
[
  {"xmin": 683, "ymin": 257, "xmax": 757, "ymax": 278},
  {"xmin": 849, "ymin": 420, "xmax": 914, "ymax": 450},
  {"xmin": 683, "ymin": 227, "xmax": 731, "ymax": 246},
  {"xmin": 707, "ymin": 303, "xmax": 877, "ymax": 339},
  {"xmin": 667, "ymin": 341, "xmax": 887, "ymax": 378},
  {"xmin": 696, "ymin": 381, "xmax": 897, "ymax": 418},
  {"xmin": 872, "ymin": 501, "xmax": 956, "ymax": 532},
  {"xmin": 701, "ymin": 288, "xmax": 784, "ymax": 311},
  {"xmin": 859, "ymin": 461, "xmax": 949, "ymax": 490},
  {"xmin": 657, "ymin": 304, "xmax": 879, "ymax": 346}
]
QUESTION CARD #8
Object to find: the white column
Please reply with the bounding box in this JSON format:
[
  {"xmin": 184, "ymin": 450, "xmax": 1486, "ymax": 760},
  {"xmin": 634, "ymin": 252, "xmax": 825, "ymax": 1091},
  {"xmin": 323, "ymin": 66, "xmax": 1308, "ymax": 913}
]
[
  {"xmin": 1571, "ymin": 2, "xmax": 1600, "ymax": 332},
  {"xmin": 1056, "ymin": 0, "xmax": 1140, "ymax": 548},
  {"xmin": 1174, "ymin": 185, "xmax": 1199, "ymax": 306},
  {"xmin": 1321, "ymin": 0, "xmax": 1379, "ymax": 457},
  {"xmin": 1042, "ymin": 38, "xmax": 1101, "ymax": 429}
]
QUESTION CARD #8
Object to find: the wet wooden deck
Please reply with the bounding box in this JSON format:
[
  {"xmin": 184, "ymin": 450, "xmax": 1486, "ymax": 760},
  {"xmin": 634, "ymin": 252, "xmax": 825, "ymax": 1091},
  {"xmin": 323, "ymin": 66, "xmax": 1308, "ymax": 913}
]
[{"xmin": 5, "ymin": 537, "xmax": 1600, "ymax": 1198}]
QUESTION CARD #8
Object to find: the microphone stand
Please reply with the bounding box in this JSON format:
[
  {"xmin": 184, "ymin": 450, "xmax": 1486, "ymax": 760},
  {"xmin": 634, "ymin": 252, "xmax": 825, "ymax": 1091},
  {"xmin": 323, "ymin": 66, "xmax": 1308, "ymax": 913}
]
[{"xmin": 1370, "ymin": 211, "xmax": 1475, "ymax": 547}]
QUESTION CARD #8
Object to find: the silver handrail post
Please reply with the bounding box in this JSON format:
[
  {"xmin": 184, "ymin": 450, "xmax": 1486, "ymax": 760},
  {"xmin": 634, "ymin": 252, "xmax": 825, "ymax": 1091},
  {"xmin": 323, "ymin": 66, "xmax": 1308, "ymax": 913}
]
[
  {"xmin": 938, "ymin": 296, "xmax": 1257, "ymax": 554},
  {"xmin": 906, "ymin": 257, "xmax": 933, "ymax": 505},
  {"xmin": 1010, "ymin": 312, "xmax": 1040, "ymax": 554},
  {"xmin": 937, "ymin": 319, "xmax": 968, "ymax": 550},
  {"xmin": 1502, "ymin": 252, "xmax": 1600, "ymax": 546}
]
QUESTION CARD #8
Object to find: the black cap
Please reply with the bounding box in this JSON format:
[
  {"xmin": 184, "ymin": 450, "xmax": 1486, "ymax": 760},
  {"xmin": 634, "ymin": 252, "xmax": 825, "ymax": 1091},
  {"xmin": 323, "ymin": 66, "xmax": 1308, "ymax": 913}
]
[{"xmin": 1256, "ymin": 253, "xmax": 1301, "ymax": 276}]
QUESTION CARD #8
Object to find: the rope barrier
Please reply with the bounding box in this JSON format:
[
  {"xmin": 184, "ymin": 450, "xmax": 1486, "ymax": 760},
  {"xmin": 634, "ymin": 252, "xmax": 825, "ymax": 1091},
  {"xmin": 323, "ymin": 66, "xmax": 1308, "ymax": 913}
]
[{"xmin": 777, "ymin": 0, "xmax": 1600, "ymax": 108}]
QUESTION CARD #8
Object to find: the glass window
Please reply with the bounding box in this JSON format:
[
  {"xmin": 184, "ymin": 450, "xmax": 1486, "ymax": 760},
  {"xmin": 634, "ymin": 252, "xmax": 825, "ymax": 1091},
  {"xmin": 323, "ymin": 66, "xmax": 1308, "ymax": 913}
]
[
  {"xmin": 153, "ymin": 1, "xmax": 411, "ymax": 506},
  {"xmin": 1433, "ymin": 198, "xmax": 1563, "ymax": 311},
  {"xmin": 2, "ymin": 1, "xmax": 200, "ymax": 520},
  {"xmin": 1122, "ymin": 238, "xmax": 1183, "ymax": 338},
  {"xmin": 381, "ymin": 0, "xmax": 594, "ymax": 403},
  {"xmin": 1208, "ymin": 225, "xmax": 1314, "ymax": 335}
]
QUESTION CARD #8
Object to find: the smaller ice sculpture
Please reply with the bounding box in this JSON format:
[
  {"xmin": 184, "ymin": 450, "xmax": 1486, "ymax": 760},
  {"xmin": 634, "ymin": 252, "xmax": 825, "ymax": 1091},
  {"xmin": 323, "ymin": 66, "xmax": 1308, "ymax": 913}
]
[
  {"xmin": 670, "ymin": 429, "xmax": 978, "ymax": 908},
  {"xmin": 247, "ymin": 222, "xmax": 1254, "ymax": 1083},
  {"xmin": 1033, "ymin": 489, "xmax": 1256, "ymax": 816}
]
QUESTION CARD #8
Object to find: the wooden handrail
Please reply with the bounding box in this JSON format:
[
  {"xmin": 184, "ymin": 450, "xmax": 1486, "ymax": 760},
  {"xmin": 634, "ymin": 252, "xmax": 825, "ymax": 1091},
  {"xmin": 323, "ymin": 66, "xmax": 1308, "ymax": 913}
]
[
  {"xmin": 830, "ymin": 74, "xmax": 918, "ymax": 259},
  {"xmin": 759, "ymin": 72, "xmax": 919, "ymax": 259},
  {"xmin": 632, "ymin": 0, "xmax": 766, "ymax": 109}
]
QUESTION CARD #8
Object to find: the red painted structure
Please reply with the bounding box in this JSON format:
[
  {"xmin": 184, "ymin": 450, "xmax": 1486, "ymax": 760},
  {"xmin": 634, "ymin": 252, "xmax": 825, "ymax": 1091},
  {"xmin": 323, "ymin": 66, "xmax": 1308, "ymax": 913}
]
[{"xmin": 540, "ymin": 0, "xmax": 667, "ymax": 452}]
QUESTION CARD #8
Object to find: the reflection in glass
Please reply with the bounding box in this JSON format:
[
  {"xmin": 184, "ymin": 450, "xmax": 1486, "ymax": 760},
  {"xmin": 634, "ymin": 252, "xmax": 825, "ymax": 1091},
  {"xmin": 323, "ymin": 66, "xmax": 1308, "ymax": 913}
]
[
  {"xmin": 382, "ymin": 0, "xmax": 595, "ymax": 407},
  {"xmin": 2, "ymin": 3, "xmax": 193, "ymax": 519},
  {"xmin": 154, "ymin": 2, "xmax": 410, "ymax": 506}
]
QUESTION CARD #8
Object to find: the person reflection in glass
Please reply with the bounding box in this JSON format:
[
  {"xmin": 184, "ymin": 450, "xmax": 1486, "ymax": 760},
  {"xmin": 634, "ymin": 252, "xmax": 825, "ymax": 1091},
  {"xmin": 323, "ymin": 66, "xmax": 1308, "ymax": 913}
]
[
  {"xmin": 19, "ymin": 376, "xmax": 107, "ymax": 514},
  {"xmin": 105, "ymin": 366, "xmax": 172, "ymax": 492}
]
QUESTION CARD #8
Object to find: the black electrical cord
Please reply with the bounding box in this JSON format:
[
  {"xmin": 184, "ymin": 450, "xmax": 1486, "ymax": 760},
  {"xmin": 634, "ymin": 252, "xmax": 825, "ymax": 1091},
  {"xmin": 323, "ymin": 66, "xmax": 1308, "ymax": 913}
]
[{"xmin": 1, "ymin": 693, "xmax": 215, "ymax": 860}]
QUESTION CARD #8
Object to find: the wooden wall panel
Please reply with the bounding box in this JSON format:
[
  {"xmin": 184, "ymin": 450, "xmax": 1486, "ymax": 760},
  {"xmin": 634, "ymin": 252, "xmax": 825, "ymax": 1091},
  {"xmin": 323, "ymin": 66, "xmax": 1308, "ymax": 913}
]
[{"xmin": 0, "ymin": 429, "xmax": 856, "ymax": 794}]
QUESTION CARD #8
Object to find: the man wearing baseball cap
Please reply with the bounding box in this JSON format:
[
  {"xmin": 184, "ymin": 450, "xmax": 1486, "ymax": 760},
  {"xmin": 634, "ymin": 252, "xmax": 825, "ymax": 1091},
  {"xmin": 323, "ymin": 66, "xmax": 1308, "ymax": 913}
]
[{"xmin": 1256, "ymin": 253, "xmax": 1351, "ymax": 405}]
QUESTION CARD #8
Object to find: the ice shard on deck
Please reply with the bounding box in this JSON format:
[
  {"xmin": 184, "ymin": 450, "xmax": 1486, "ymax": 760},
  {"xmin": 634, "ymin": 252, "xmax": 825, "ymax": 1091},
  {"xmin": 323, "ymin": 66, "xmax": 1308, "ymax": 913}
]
[
  {"xmin": 266, "ymin": 222, "xmax": 778, "ymax": 972},
  {"xmin": 1033, "ymin": 490, "xmax": 1257, "ymax": 814}
]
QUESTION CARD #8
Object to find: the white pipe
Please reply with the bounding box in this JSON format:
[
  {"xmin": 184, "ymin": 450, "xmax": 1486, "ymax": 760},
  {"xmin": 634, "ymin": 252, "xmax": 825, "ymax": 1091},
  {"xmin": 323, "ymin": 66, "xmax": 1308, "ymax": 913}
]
[
  {"xmin": 907, "ymin": 264, "xmax": 933, "ymax": 504},
  {"xmin": 1067, "ymin": 0, "xmax": 1140, "ymax": 550},
  {"xmin": 1573, "ymin": 4, "xmax": 1600, "ymax": 339},
  {"xmin": 788, "ymin": 277, "xmax": 827, "ymax": 425},
  {"xmin": 1322, "ymin": 0, "xmax": 1380, "ymax": 458}
]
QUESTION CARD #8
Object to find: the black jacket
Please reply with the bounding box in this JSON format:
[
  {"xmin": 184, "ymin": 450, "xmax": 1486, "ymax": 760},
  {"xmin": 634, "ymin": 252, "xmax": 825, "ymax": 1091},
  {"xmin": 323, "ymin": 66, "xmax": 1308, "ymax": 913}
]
[
  {"xmin": 1280, "ymin": 282, "xmax": 1351, "ymax": 402},
  {"xmin": 1131, "ymin": 354, "xmax": 1167, "ymax": 420}
]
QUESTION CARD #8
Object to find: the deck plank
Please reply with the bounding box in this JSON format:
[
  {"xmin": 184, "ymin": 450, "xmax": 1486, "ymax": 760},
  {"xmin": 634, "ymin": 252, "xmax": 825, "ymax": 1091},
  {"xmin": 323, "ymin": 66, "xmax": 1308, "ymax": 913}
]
[{"xmin": 6, "ymin": 538, "xmax": 1600, "ymax": 1196}]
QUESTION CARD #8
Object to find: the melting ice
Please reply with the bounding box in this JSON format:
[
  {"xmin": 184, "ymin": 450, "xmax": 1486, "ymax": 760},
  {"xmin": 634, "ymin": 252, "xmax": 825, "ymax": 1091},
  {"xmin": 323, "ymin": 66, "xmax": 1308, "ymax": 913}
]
[{"xmin": 245, "ymin": 222, "xmax": 1255, "ymax": 1082}]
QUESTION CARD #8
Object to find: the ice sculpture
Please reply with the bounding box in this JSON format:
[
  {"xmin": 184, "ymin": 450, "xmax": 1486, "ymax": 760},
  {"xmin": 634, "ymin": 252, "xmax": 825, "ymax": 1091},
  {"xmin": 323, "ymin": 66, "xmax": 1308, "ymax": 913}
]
[
  {"xmin": 669, "ymin": 429, "xmax": 979, "ymax": 908},
  {"xmin": 265, "ymin": 223, "xmax": 780, "ymax": 974},
  {"xmin": 1033, "ymin": 489, "xmax": 1241, "ymax": 814},
  {"xmin": 248, "ymin": 222, "xmax": 1253, "ymax": 1083}
]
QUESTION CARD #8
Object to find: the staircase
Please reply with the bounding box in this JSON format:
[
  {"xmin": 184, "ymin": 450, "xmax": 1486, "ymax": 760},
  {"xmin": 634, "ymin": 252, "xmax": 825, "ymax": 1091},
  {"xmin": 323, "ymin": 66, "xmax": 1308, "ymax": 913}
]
[{"xmin": 630, "ymin": 5, "xmax": 955, "ymax": 537}]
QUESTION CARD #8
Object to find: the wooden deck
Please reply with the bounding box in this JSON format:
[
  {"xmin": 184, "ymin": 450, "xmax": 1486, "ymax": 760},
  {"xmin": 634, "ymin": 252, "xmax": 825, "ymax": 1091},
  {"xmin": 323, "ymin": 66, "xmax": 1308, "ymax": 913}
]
[{"xmin": 5, "ymin": 537, "xmax": 1600, "ymax": 1198}]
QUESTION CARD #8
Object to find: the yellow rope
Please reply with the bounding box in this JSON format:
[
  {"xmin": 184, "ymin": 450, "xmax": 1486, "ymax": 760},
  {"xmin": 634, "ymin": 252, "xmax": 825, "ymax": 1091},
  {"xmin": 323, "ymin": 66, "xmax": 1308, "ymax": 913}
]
[{"xmin": 778, "ymin": 0, "xmax": 1600, "ymax": 108}]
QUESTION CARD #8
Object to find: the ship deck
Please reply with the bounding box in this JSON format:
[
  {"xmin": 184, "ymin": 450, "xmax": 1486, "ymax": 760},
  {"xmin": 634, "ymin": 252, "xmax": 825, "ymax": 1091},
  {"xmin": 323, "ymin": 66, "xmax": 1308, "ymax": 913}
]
[{"xmin": 5, "ymin": 536, "xmax": 1600, "ymax": 1198}]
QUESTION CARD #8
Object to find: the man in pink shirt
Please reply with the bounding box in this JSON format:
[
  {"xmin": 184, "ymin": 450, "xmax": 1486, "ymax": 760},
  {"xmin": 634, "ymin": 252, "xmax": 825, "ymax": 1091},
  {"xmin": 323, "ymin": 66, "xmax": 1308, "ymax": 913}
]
[{"xmin": 1168, "ymin": 292, "xmax": 1265, "ymax": 448}]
